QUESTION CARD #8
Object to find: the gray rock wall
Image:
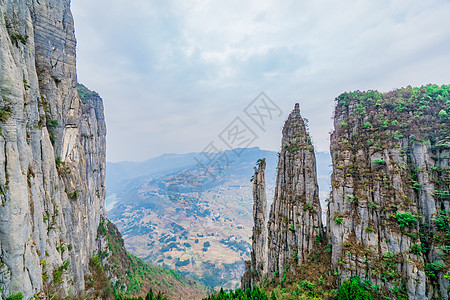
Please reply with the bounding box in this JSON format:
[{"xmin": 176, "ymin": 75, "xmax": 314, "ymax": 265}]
[
  {"xmin": 266, "ymin": 103, "xmax": 323, "ymax": 276},
  {"xmin": 328, "ymin": 88, "xmax": 450, "ymax": 299},
  {"xmin": 242, "ymin": 158, "xmax": 267, "ymax": 290},
  {"xmin": 242, "ymin": 88, "xmax": 450, "ymax": 299},
  {"xmin": 0, "ymin": 0, "xmax": 106, "ymax": 298}
]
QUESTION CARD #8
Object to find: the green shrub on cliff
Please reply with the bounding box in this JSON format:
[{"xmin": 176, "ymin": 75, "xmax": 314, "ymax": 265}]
[
  {"xmin": 394, "ymin": 212, "xmax": 418, "ymax": 229},
  {"xmin": 336, "ymin": 276, "xmax": 374, "ymax": 300},
  {"xmin": 204, "ymin": 286, "xmax": 268, "ymax": 300},
  {"xmin": 5, "ymin": 293, "xmax": 23, "ymax": 300}
]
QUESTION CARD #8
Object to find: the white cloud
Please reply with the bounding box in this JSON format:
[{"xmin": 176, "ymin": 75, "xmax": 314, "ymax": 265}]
[{"xmin": 71, "ymin": 0, "xmax": 450, "ymax": 162}]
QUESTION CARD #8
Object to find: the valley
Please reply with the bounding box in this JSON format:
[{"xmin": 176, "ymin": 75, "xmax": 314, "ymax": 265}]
[{"xmin": 106, "ymin": 147, "xmax": 331, "ymax": 289}]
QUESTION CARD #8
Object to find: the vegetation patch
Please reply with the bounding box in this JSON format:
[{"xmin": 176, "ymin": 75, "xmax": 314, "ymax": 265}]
[
  {"xmin": 336, "ymin": 276, "xmax": 374, "ymax": 300},
  {"xmin": 91, "ymin": 218, "xmax": 207, "ymax": 299},
  {"xmin": 394, "ymin": 212, "xmax": 418, "ymax": 229}
]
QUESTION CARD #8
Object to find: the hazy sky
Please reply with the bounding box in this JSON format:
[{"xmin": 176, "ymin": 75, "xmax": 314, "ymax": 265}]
[{"xmin": 71, "ymin": 0, "xmax": 450, "ymax": 162}]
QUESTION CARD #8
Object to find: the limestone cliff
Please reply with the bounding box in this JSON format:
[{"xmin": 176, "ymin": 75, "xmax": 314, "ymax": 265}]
[
  {"xmin": 328, "ymin": 85, "xmax": 450, "ymax": 299},
  {"xmin": 242, "ymin": 104, "xmax": 324, "ymax": 290},
  {"xmin": 0, "ymin": 1, "xmax": 106, "ymax": 298},
  {"xmin": 266, "ymin": 103, "xmax": 323, "ymax": 276},
  {"xmin": 241, "ymin": 158, "xmax": 267, "ymax": 290},
  {"xmin": 242, "ymin": 86, "xmax": 450, "ymax": 300}
]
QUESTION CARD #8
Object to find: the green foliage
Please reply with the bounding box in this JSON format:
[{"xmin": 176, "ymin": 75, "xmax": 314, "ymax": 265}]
[
  {"xmin": 98, "ymin": 220, "xmax": 108, "ymax": 236},
  {"xmin": 256, "ymin": 158, "xmax": 265, "ymax": 166},
  {"xmin": 334, "ymin": 217, "xmax": 343, "ymax": 224},
  {"xmin": 438, "ymin": 109, "xmax": 448, "ymax": 120},
  {"xmin": 434, "ymin": 210, "xmax": 449, "ymax": 231},
  {"xmin": 425, "ymin": 261, "xmax": 446, "ymax": 278},
  {"xmin": 116, "ymin": 288, "xmax": 167, "ymax": 300},
  {"xmin": 394, "ymin": 212, "xmax": 417, "ymax": 229},
  {"xmin": 66, "ymin": 189, "xmax": 79, "ymax": 200},
  {"xmin": 368, "ymin": 201, "xmax": 378, "ymax": 209},
  {"xmin": 347, "ymin": 195, "xmax": 358, "ymax": 205},
  {"xmin": 9, "ymin": 32, "xmax": 27, "ymax": 46},
  {"xmin": 53, "ymin": 266, "xmax": 63, "ymax": 284},
  {"xmin": 50, "ymin": 259, "xmax": 70, "ymax": 286},
  {"xmin": 363, "ymin": 122, "xmax": 372, "ymax": 129},
  {"xmin": 204, "ymin": 286, "xmax": 268, "ymax": 300},
  {"xmin": 409, "ymin": 244, "xmax": 424, "ymax": 255},
  {"xmin": 332, "ymin": 84, "xmax": 450, "ymax": 298},
  {"xmin": 46, "ymin": 119, "xmax": 58, "ymax": 145},
  {"xmin": 289, "ymin": 224, "xmax": 295, "ymax": 231},
  {"xmin": 46, "ymin": 119, "xmax": 58, "ymax": 128},
  {"xmin": 269, "ymin": 291, "xmax": 277, "ymax": 300},
  {"xmin": 5, "ymin": 293, "xmax": 23, "ymax": 300},
  {"xmin": 77, "ymin": 83, "xmax": 100, "ymax": 104},
  {"xmin": 93, "ymin": 218, "xmax": 203, "ymax": 299},
  {"xmin": 372, "ymin": 158, "xmax": 386, "ymax": 165},
  {"xmin": 434, "ymin": 190, "xmax": 450, "ymax": 199},
  {"xmin": 174, "ymin": 258, "xmax": 190, "ymax": 267},
  {"xmin": 356, "ymin": 103, "xmax": 366, "ymax": 114},
  {"xmin": 22, "ymin": 78, "xmax": 30, "ymax": 90},
  {"xmin": 55, "ymin": 156, "xmax": 63, "ymax": 166},
  {"xmin": 392, "ymin": 131, "xmax": 404, "ymax": 140},
  {"xmin": 364, "ymin": 227, "xmax": 375, "ymax": 233},
  {"xmin": 336, "ymin": 276, "xmax": 374, "ymax": 300},
  {"xmin": 0, "ymin": 105, "xmax": 12, "ymax": 122}
]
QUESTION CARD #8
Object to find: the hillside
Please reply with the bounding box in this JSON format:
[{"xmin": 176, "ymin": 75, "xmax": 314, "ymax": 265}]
[
  {"xmin": 86, "ymin": 218, "xmax": 208, "ymax": 299},
  {"xmin": 106, "ymin": 148, "xmax": 332, "ymax": 289}
]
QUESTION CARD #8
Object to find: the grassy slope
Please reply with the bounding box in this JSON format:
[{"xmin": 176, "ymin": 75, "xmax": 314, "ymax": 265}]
[{"xmin": 86, "ymin": 218, "xmax": 209, "ymax": 299}]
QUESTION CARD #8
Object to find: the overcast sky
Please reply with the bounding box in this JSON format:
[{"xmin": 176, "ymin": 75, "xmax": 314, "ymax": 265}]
[{"xmin": 71, "ymin": 0, "xmax": 450, "ymax": 162}]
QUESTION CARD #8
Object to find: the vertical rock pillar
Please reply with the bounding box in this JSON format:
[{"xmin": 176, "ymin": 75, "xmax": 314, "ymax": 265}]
[
  {"xmin": 266, "ymin": 103, "xmax": 323, "ymax": 276},
  {"xmin": 242, "ymin": 158, "xmax": 267, "ymax": 290}
]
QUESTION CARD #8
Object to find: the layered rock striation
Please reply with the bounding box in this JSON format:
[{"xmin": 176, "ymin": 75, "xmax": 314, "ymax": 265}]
[
  {"xmin": 0, "ymin": 1, "xmax": 106, "ymax": 298},
  {"xmin": 242, "ymin": 158, "xmax": 268, "ymax": 290},
  {"xmin": 243, "ymin": 86, "xmax": 450, "ymax": 299},
  {"xmin": 328, "ymin": 86, "xmax": 450, "ymax": 299},
  {"xmin": 242, "ymin": 104, "xmax": 324, "ymax": 288},
  {"xmin": 266, "ymin": 104, "xmax": 323, "ymax": 276}
]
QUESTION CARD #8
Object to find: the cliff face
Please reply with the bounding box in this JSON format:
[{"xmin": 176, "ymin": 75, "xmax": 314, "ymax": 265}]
[
  {"xmin": 329, "ymin": 85, "xmax": 450, "ymax": 299},
  {"xmin": 243, "ymin": 86, "xmax": 450, "ymax": 299},
  {"xmin": 0, "ymin": 1, "xmax": 106, "ymax": 298},
  {"xmin": 242, "ymin": 104, "xmax": 323, "ymax": 289},
  {"xmin": 242, "ymin": 158, "xmax": 267, "ymax": 290}
]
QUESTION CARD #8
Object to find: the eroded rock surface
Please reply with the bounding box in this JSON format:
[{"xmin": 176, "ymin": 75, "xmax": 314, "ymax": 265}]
[
  {"xmin": 0, "ymin": 1, "xmax": 106, "ymax": 297},
  {"xmin": 243, "ymin": 104, "xmax": 324, "ymax": 289},
  {"xmin": 328, "ymin": 87, "xmax": 450, "ymax": 299},
  {"xmin": 266, "ymin": 103, "xmax": 323, "ymax": 276},
  {"xmin": 243, "ymin": 87, "xmax": 450, "ymax": 300},
  {"xmin": 242, "ymin": 158, "xmax": 267, "ymax": 290}
]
